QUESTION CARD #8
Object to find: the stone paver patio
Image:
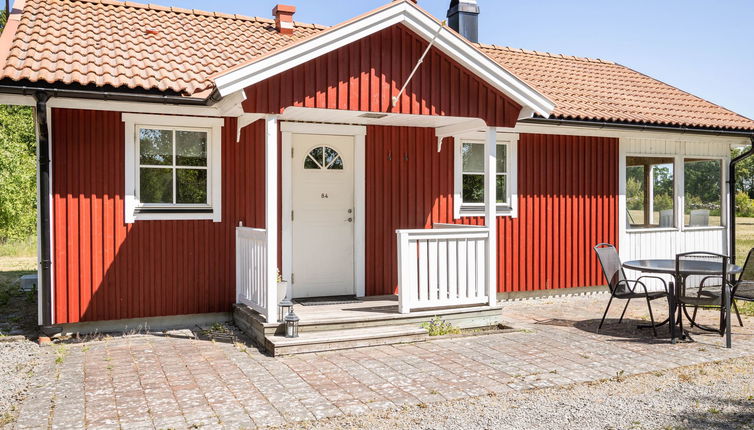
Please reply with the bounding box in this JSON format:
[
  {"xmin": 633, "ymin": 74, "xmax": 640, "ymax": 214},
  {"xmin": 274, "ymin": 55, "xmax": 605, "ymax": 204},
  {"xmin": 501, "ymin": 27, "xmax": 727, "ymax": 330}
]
[{"xmin": 14, "ymin": 294, "xmax": 754, "ymax": 429}]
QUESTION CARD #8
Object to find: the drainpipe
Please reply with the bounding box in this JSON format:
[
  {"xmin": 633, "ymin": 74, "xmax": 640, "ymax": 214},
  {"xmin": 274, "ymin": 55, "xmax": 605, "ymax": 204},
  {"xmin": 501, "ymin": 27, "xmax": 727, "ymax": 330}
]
[
  {"xmin": 34, "ymin": 91, "xmax": 52, "ymax": 326},
  {"xmin": 729, "ymin": 136, "xmax": 754, "ymax": 264}
]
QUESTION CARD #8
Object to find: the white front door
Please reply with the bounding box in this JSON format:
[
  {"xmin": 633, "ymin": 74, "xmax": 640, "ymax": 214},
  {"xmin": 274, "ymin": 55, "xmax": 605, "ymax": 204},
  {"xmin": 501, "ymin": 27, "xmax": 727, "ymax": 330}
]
[{"xmin": 291, "ymin": 133, "xmax": 355, "ymax": 298}]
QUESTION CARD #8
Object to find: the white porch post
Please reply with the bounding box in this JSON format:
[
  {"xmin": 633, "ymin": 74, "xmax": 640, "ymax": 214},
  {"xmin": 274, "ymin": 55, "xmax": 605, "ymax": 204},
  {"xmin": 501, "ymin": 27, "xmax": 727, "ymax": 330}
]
[
  {"xmin": 265, "ymin": 115, "xmax": 278, "ymax": 323},
  {"xmin": 484, "ymin": 127, "xmax": 497, "ymax": 307}
]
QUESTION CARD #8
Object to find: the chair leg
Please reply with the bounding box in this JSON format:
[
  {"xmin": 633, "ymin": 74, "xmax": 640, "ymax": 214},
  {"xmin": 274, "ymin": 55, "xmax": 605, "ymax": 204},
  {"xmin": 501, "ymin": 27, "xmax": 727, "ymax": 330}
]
[
  {"xmin": 719, "ymin": 303, "xmax": 726, "ymax": 337},
  {"xmin": 618, "ymin": 299, "xmax": 631, "ymax": 324},
  {"xmin": 691, "ymin": 305, "xmax": 700, "ymax": 328},
  {"xmin": 645, "ymin": 296, "xmax": 658, "ymax": 337},
  {"xmin": 732, "ymin": 300, "xmax": 744, "ymax": 327},
  {"xmin": 598, "ymin": 294, "xmax": 615, "ymax": 332}
]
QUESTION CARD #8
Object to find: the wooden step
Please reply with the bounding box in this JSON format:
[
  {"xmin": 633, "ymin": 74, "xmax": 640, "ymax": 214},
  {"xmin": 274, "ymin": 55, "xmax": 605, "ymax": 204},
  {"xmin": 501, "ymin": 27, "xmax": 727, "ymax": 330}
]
[
  {"xmin": 258, "ymin": 306, "xmax": 503, "ymax": 336},
  {"xmin": 266, "ymin": 325, "xmax": 428, "ymax": 356}
]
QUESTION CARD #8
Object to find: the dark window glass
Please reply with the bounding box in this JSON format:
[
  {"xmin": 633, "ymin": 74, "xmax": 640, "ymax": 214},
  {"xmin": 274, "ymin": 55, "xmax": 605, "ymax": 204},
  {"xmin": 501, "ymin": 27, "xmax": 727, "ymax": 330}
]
[
  {"xmin": 140, "ymin": 168, "xmax": 173, "ymax": 204},
  {"xmin": 140, "ymin": 129, "xmax": 173, "ymax": 165}
]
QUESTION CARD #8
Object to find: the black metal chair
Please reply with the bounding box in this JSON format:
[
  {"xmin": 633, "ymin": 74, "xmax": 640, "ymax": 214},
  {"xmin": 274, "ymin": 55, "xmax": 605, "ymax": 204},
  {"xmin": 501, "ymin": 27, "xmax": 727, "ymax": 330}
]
[
  {"xmin": 731, "ymin": 248, "xmax": 754, "ymax": 326},
  {"xmin": 593, "ymin": 243, "xmax": 669, "ymax": 336},
  {"xmin": 676, "ymin": 252, "xmax": 733, "ymax": 346}
]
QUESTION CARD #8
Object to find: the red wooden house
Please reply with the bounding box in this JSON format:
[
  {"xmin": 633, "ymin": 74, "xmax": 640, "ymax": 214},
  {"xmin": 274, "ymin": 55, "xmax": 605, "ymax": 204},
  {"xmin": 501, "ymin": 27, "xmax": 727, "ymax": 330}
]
[{"xmin": 1, "ymin": 0, "xmax": 752, "ymax": 349}]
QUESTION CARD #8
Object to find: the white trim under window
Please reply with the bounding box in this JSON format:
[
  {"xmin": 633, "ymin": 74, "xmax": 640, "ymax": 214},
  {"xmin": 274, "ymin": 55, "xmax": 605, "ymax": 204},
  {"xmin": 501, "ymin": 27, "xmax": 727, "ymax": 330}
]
[
  {"xmin": 123, "ymin": 113, "xmax": 224, "ymax": 223},
  {"xmin": 453, "ymin": 132, "xmax": 518, "ymax": 218}
]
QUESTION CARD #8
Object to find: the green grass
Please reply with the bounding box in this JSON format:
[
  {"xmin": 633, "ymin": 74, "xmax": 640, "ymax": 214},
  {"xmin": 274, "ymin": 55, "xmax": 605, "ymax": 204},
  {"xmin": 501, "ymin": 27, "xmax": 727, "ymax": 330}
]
[
  {"xmin": 735, "ymin": 217, "xmax": 754, "ymax": 266},
  {"xmin": 735, "ymin": 300, "xmax": 754, "ymax": 317},
  {"xmin": 0, "ymin": 237, "xmax": 36, "ymax": 259}
]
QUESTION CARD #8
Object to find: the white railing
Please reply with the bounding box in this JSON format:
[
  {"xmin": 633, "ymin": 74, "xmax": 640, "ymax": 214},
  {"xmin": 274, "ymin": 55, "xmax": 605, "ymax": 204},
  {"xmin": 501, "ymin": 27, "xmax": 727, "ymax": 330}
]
[
  {"xmin": 236, "ymin": 226, "xmax": 268, "ymax": 316},
  {"xmin": 396, "ymin": 225, "xmax": 491, "ymax": 313}
]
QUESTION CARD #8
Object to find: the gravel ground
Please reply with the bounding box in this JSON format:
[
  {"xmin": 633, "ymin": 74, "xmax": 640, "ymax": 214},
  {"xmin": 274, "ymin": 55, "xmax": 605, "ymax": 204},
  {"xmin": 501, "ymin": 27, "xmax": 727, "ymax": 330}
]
[
  {"xmin": 0, "ymin": 339, "xmax": 44, "ymax": 427},
  {"xmin": 275, "ymin": 356, "xmax": 754, "ymax": 430}
]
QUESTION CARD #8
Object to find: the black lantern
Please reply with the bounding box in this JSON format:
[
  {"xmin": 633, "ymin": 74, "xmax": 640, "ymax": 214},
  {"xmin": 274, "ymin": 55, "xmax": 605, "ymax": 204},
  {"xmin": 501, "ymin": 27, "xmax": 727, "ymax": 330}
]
[
  {"xmin": 284, "ymin": 309, "xmax": 300, "ymax": 338},
  {"xmin": 277, "ymin": 297, "xmax": 294, "ymax": 323}
]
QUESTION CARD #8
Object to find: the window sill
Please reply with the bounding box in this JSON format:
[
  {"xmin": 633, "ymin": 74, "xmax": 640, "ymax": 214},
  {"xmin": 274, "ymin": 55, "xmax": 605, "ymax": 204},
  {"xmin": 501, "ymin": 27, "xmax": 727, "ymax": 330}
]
[
  {"xmin": 457, "ymin": 205, "xmax": 516, "ymax": 218},
  {"xmin": 132, "ymin": 208, "xmax": 218, "ymax": 222},
  {"xmin": 682, "ymin": 226, "xmax": 726, "ymax": 232},
  {"xmin": 626, "ymin": 227, "xmax": 678, "ymax": 233}
]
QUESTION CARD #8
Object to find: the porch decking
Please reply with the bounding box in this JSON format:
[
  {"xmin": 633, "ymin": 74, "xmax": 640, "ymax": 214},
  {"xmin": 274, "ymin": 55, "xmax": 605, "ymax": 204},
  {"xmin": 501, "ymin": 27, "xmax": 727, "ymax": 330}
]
[{"xmin": 233, "ymin": 295, "xmax": 505, "ymax": 356}]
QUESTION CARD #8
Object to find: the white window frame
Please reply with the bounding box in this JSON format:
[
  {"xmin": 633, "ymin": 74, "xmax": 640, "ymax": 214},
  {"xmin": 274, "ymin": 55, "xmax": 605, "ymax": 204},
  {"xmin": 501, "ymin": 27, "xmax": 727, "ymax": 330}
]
[
  {"xmin": 624, "ymin": 154, "xmax": 679, "ymax": 231},
  {"xmin": 123, "ymin": 113, "xmax": 224, "ymax": 223},
  {"xmin": 623, "ymin": 153, "xmax": 727, "ymax": 233},
  {"xmin": 453, "ymin": 132, "xmax": 518, "ymax": 218},
  {"xmin": 681, "ymin": 155, "xmax": 727, "ymax": 230}
]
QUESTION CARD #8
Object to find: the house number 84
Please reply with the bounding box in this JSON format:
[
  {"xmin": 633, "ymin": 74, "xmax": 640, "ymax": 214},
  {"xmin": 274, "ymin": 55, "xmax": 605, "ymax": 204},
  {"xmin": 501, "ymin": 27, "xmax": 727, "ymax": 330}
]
[{"xmin": 321, "ymin": 193, "xmax": 329, "ymax": 199}]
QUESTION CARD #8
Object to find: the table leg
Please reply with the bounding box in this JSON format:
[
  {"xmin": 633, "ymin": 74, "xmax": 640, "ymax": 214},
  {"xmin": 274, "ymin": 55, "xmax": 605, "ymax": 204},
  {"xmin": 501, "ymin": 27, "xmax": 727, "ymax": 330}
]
[
  {"xmin": 725, "ymin": 283, "xmax": 732, "ymax": 348},
  {"xmin": 669, "ymin": 279, "xmax": 676, "ymax": 343}
]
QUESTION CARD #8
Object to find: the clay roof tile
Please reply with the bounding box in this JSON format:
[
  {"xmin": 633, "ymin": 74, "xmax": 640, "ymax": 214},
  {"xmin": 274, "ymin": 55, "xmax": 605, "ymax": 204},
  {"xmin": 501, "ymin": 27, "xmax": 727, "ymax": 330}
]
[{"xmin": 0, "ymin": 0, "xmax": 751, "ymax": 130}]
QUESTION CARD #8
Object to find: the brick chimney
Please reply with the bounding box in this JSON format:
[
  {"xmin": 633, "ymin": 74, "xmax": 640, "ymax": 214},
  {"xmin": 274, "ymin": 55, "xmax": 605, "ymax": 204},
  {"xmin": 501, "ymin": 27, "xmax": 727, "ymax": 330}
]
[{"xmin": 273, "ymin": 4, "xmax": 296, "ymax": 35}]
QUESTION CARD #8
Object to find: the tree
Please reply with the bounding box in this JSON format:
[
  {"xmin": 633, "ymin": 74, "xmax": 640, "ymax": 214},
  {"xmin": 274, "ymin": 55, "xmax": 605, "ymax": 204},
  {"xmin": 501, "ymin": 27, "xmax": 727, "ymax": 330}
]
[{"xmin": 0, "ymin": 105, "xmax": 36, "ymax": 241}]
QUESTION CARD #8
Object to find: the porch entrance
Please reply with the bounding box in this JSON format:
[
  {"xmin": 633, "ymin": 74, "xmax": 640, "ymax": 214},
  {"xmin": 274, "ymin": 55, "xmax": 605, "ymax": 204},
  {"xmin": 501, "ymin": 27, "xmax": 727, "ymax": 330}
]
[{"xmin": 291, "ymin": 133, "xmax": 355, "ymax": 298}]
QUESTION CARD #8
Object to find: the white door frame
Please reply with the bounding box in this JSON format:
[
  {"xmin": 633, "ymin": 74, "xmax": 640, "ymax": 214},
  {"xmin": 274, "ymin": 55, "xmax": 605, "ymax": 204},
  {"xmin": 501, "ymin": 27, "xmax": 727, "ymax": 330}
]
[{"xmin": 281, "ymin": 122, "xmax": 367, "ymax": 297}]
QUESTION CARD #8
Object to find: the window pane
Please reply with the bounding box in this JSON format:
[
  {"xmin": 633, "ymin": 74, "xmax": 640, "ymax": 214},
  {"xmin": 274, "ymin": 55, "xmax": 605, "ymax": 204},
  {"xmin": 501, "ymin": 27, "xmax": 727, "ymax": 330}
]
[
  {"xmin": 324, "ymin": 147, "xmax": 340, "ymax": 168},
  {"xmin": 496, "ymin": 145, "xmax": 507, "ymax": 173},
  {"xmin": 684, "ymin": 159, "xmax": 721, "ymax": 227},
  {"xmin": 140, "ymin": 129, "xmax": 173, "ymax": 165},
  {"xmin": 176, "ymin": 169, "xmax": 208, "ymax": 204},
  {"xmin": 309, "ymin": 147, "xmax": 324, "ymax": 166},
  {"xmin": 462, "ymin": 143, "xmax": 484, "ymax": 172},
  {"xmin": 328, "ymin": 156, "xmax": 344, "ymax": 170},
  {"xmin": 176, "ymin": 131, "xmax": 207, "ymax": 167},
  {"xmin": 626, "ymin": 157, "xmax": 674, "ymax": 228},
  {"xmin": 140, "ymin": 168, "xmax": 172, "ymax": 204},
  {"xmin": 497, "ymin": 175, "xmax": 507, "ymax": 204},
  {"xmin": 462, "ymin": 174, "xmax": 484, "ymax": 203},
  {"xmin": 304, "ymin": 155, "xmax": 321, "ymax": 169}
]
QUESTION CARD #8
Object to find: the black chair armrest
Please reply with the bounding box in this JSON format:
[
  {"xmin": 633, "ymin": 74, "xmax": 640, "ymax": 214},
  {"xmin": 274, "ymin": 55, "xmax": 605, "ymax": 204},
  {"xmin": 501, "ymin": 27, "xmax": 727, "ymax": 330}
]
[
  {"xmin": 615, "ymin": 279, "xmax": 638, "ymax": 294},
  {"xmin": 635, "ymin": 275, "xmax": 669, "ymax": 294}
]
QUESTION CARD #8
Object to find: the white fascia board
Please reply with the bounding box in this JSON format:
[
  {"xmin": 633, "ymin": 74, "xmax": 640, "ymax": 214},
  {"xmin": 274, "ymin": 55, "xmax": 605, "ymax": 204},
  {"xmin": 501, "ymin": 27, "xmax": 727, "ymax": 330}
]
[
  {"xmin": 213, "ymin": 2, "xmax": 555, "ymax": 118},
  {"xmin": 511, "ymin": 122, "xmax": 750, "ymax": 145},
  {"xmin": 214, "ymin": 3, "xmax": 407, "ymax": 96},
  {"xmin": 397, "ymin": 8, "xmax": 554, "ymax": 118},
  {"xmin": 48, "ymin": 97, "xmax": 223, "ymax": 117},
  {"xmin": 0, "ymin": 94, "xmax": 35, "ymax": 106}
]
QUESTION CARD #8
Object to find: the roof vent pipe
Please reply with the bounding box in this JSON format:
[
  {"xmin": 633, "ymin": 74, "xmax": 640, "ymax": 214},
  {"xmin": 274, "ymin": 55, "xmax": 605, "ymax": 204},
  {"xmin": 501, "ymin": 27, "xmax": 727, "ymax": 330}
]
[
  {"xmin": 447, "ymin": 0, "xmax": 480, "ymax": 43},
  {"xmin": 273, "ymin": 4, "xmax": 296, "ymax": 35}
]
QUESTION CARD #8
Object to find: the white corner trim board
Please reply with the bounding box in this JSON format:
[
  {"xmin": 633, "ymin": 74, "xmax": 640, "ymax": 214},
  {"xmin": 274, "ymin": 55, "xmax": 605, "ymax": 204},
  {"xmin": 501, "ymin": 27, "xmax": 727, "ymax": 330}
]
[
  {"xmin": 213, "ymin": 1, "xmax": 554, "ymax": 118},
  {"xmin": 122, "ymin": 113, "xmax": 224, "ymax": 223}
]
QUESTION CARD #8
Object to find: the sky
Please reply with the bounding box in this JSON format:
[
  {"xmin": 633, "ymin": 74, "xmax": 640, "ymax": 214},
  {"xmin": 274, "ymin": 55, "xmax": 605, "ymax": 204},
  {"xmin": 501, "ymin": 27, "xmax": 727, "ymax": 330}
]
[{"xmin": 163, "ymin": 0, "xmax": 753, "ymax": 119}]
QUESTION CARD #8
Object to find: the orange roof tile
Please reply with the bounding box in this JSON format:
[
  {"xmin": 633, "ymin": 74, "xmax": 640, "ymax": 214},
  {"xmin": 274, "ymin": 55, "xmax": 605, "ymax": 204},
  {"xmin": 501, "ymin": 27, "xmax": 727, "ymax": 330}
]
[
  {"xmin": 1, "ymin": 0, "xmax": 752, "ymax": 131},
  {"xmin": 479, "ymin": 44, "xmax": 754, "ymax": 131},
  {"xmin": 0, "ymin": 0, "xmax": 324, "ymax": 95}
]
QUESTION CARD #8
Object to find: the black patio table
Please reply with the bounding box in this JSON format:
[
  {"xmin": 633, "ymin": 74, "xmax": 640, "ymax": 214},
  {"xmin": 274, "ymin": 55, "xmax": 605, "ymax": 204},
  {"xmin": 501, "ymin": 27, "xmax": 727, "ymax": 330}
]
[{"xmin": 622, "ymin": 259, "xmax": 741, "ymax": 345}]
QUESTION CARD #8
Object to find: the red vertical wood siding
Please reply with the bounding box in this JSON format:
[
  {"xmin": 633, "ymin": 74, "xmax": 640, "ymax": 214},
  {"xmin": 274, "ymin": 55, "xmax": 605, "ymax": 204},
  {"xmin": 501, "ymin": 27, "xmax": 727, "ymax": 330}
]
[
  {"xmin": 365, "ymin": 129, "xmax": 618, "ymax": 295},
  {"xmin": 242, "ymin": 24, "xmax": 522, "ymax": 128},
  {"xmin": 51, "ymin": 108, "xmax": 266, "ymax": 324}
]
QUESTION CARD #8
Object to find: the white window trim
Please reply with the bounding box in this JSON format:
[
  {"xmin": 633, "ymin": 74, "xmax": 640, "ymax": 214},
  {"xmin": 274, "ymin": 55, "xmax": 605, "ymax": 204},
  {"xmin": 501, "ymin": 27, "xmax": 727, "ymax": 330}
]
[
  {"xmin": 680, "ymin": 155, "xmax": 727, "ymax": 230},
  {"xmin": 623, "ymin": 153, "xmax": 728, "ymax": 232},
  {"xmin": 453, "ymin": 132, "xmax": 518, "ymax": 218},
  {"xmin": 123, "ymin": 113, "xmax": 224, "ymax": 223}
]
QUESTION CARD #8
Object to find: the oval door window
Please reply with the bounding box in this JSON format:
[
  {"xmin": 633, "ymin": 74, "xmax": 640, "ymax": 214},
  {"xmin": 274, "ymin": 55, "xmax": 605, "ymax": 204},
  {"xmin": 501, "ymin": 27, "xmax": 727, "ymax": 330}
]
[{"xmin": 304, "ymin": 146, "xmax": 344, "ymax": 170}]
